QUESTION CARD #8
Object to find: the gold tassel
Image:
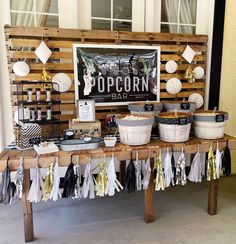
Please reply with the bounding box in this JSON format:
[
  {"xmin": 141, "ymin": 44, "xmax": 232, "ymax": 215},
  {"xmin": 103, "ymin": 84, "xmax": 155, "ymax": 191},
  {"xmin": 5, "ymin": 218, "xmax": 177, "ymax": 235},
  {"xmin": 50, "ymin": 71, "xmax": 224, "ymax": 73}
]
[
  {"xmin": 184, "ymin": 66, "xmax": 195, "ymax": 83},
  {"xmin": 42, "ymin": 162, "xmax": 54, "ymax": 201},
  {"xmin": 207, "ymin": 144, "xmax": 217, "ymax": 181},
  {"xmin": 153, "ymin": 151, "xmax": 165, "ymax": 191},
  {"xmin": 95, "ymin": 161, "xmax": 107, "ymax": 197}
]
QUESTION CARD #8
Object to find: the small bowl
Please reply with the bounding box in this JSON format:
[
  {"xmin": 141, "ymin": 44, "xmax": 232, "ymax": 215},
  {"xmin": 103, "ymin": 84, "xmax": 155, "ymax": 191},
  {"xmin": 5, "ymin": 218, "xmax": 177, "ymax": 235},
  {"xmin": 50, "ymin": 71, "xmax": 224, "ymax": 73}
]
[{"xmin": 104, "ymin": 136, "xmax": 117, "ymax": 147}]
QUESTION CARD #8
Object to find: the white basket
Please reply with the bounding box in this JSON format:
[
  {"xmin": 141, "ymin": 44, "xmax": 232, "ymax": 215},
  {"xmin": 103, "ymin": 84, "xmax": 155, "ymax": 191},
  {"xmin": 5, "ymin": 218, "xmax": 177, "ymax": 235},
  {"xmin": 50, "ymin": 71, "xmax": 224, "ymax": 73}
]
[
  {"xmin": 194, "ymin": 121, "xmax": 226, "ymax": 139},
  {"xmin": 159, "ymin": 123, "xmax": 191, "ymax": 142},
  {"xmin": 118, "ymin": 124, "xmax": 153, "ymax": 145}
]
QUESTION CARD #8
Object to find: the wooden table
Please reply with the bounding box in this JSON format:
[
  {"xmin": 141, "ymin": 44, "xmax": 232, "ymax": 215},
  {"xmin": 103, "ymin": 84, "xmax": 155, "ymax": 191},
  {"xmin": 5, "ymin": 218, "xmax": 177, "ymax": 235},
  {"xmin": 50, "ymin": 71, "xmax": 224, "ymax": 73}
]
[{"xmin": 0, "ymin": 135, "xmax": 236, "ymax": 243}]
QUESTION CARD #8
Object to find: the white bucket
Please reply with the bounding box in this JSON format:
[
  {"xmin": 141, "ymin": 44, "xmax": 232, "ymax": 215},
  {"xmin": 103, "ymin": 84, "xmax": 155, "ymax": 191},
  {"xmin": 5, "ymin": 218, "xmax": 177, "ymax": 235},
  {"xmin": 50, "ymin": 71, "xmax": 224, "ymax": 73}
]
[
  {"xmin": 159, "ymin": 123, "xmax": 191, "ymax": 142},
  {"xmin": 194, "ymin": 121, "xmax": 226, "ymax": 139}
]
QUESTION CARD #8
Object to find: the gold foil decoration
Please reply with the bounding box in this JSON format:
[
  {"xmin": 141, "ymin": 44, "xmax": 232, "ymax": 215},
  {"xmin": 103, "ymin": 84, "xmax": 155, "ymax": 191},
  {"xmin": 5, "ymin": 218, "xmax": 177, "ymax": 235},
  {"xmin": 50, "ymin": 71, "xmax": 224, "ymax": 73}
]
[
  {"xmin": 95, "ymin": 160, "xmax": 107, "ymax": 197},
  {"xmin": 41, "ymin": 68, "xmax": 52, "ymax": 83},
  {"xmin": 42, "ymin": 162, "xmax": 54, "ymax": 201},
  {"xmin": 184, "ymin": 66, "xmax": 195, "ymax": 83},
  {"xmin": 207, "ymin": 144, "xmax": 217, "ymax": 181},
  {"xmin": 153, "ymin": 151, "xmax": 165, "ymax": 191}
]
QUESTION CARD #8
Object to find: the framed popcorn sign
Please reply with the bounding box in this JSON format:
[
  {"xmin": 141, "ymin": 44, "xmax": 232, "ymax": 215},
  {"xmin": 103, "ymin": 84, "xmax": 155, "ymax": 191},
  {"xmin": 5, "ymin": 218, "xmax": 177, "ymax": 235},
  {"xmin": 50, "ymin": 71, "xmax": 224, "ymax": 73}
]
[{"xmin": 73, "ymin": 44, "xmax": 160, "ymax": 106}]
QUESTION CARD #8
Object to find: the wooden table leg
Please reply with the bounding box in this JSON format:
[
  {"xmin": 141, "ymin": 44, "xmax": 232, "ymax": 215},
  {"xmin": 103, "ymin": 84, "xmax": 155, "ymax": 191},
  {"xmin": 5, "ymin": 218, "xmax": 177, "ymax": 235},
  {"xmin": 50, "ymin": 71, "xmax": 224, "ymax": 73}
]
[
  {"xmin": 22, "ymin": 169, "xmax": 35, "ymax": 242},
  {"xmin": 144, "ymin": 158, "xmax": 154, "ymax": 223},
  {"xmin": 208, "ymin": 179, "xmax": 218, "ymax": 215},
  {"xmin": 119, "ymin": 160, "xmax": 126, "ymax": 187}
]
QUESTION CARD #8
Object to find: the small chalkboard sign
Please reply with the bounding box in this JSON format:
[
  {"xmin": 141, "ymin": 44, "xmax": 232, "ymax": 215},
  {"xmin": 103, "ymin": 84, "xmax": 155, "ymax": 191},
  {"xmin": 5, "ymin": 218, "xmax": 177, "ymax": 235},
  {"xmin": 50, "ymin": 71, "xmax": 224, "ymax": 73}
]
[
  {"xmin": 178, "ymin": 117, "xmax": 188, "ymax": 125},
  {"xmin": 144, "ymin": 104, "xmax": 154, "ymax": 111},
  {"xmin": 181, "ymin": 102, "xmax": 190, "ymax": 110},
  {"xmin": 215, "ymin": 114, "xmax": 225, "ymax": 123}
]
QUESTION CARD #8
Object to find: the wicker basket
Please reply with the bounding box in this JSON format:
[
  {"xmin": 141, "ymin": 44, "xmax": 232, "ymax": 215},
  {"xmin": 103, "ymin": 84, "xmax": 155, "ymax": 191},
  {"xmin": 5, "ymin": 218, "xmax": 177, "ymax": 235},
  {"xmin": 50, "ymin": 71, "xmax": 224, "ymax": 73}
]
[
  {"xmin": 163, "ymin": 101, "xmax": 196, "ymax": 113},
  {"xmin": 156, "ymin": 112, "xmax": 192, "ymax": 142},
  {"xmin": 193, "ymin": 110, "xmax": 228, "ymax": 139},
  {"xmin": 116, "ymin": 114, "xmax": 154, "ymax": 145}
]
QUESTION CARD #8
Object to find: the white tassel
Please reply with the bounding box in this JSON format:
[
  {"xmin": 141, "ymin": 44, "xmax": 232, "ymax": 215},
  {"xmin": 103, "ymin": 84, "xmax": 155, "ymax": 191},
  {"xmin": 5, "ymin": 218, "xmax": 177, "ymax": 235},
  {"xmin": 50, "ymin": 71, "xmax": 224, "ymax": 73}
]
[
  {"xmin": 49, "ymin": 157, "xmax": 61, "ymax": 201},
  {"xmin": 105, "ymin": 154, "xmax": 123, "ymax": 196},
  {"xmin": 27, "ymin": 158, "xmax": 43, "ymax": 203},
  {"xmin": 83, "ymin": 162, "xmax": 95, "ymax": 199},
  {"xmin": 142, "ymin": 156, "xmax": 151, "ymax": 190},
  {"xmin": 163, "ymin": 148, "xmax": 174, "ymax": 187},
  {"xmin": 215, "ymin": 142, "xmax": 223, "ymax": 179},
  {"xmin": 188, "ymin": 148, "xmax": 202, "ymax": 183},
  {"xmin": 134, "ymin": 152, "xmax": 142, "ymax": 191},
  {"xmin": 176, "ymin": 148, "xmax": 187, "ymax": 186}
]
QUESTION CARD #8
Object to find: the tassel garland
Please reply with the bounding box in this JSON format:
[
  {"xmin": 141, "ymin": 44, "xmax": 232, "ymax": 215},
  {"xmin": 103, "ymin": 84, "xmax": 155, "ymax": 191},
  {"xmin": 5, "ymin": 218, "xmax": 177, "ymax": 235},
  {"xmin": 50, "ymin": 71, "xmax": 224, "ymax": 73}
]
[
  {"xmin": 142, "ymin": 156, "xmax": 151, "ymax": 190},
  {"xmin": 95, "ymin": 160, "xmax": 107, "ymax": 197},
  {"xmin": 62, "ymin": 162, "xmax": 76, "ymax": 198},
  {"xmin": 105, "ymin": 155, "xmax": 123, "ymax": 196},
  {"xmin": 206, "ymin": 144, "xmax": 217, "ymax": 181},
  {"xmin": 188, "ymin": 149, "xmax": 202, "ymax": 183},
  {"xmin": 215, "ymin": 142, "xmax": 222, "ymax": 179},
  {"xmin": 222, "ymin": 142, "xmax": 231, "ymax": 176},
  {"xmin": 15, "ymin": 157, "xmax": 24, "ymax": 200},
  {"xmin": 154, "ymin": 151, "xmax": 165, "ymax": 191},
  {"xmin": 124, "ymin": 158, "xmax": 136, "ymax": 193},
  {"xmin": 73, "ymin": 160, "xmax": 83, "ymax": 199},
  {"xmin": 83, "ymin": 163, "xmax": 95, "ymax": 199},
  {"xmin": 49, "ymin": 157, "xmax": 61, "ymax": 201},
  {"xmin": 134, "ymin": 152, "xmax": 142, "ymax": 191},
  {"xmin": 175, "ymin": 148, "xmax": 187, "ymax": 186},
  {"xmin": 163, "ymin": 148, "xmax": 174, "ymax": 187},
  {"xmin": 42, "ymin": 162, "xmax": 54, "ymax": 201}
]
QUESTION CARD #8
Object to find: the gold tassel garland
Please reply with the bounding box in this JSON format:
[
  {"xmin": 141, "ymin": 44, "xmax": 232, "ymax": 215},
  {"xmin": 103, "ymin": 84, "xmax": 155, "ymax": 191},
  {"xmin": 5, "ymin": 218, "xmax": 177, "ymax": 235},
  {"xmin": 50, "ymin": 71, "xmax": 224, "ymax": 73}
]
[
  {"xmin": 153, "ymin": 151, "xmax": 165, "ymax": 191},
  {"xmin": 95, "ymin": 160, "xmax": 107, "ymax": 197},
  {"xmin": 184, "ymin": 66, "xmax": 195, "ymax": 83},
  {"xmin": 207, "ymin": 144, "xmax": 217, "ymax": 181},
  {"xmin": 42, "ymin": 162, "xmax": 54, "ymax": 201}
]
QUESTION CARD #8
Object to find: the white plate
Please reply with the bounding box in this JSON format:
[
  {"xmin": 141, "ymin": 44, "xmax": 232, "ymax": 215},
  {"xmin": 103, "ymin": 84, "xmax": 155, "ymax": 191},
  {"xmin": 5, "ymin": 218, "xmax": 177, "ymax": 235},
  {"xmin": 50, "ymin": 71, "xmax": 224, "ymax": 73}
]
[
  {"xmin": 52, "ymin": 73, "xmax": 72, "ymax": 92},
  {"xmin": 13, "ymin": 61, "xmax": 30, "ymax": 77},
  {"xmin": 188, "ymin": 93, "xmax": 204, "ymax": 109},
  {"xmin": 166, "ymin": 78, "xmax": 182, "ymax": 95},
  {"xmin": 165, "ymin": 60, "xmax": 177, "ymax": 73},
  {"xmin": 193, "ymin": 67, "xmax": 205, "ymax": 79}
]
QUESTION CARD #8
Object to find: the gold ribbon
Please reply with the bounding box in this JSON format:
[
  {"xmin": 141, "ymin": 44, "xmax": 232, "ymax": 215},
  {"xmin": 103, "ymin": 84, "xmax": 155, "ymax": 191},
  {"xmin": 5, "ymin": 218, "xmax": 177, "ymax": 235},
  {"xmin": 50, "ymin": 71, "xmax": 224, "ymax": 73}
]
[
  {"xmin": 153, "ymin": 151, "xmax": 165, "ymax": 191},
  {"xmin": 207, "ymin": 144, "xmax": 217, "ymax": 181},
  {"xmin": 95, "ymin": 161, "xmax": 107, "ymax": 197},
  {"xmin": 41, "ymin": 68, "xmax": 52, "ymax": 83}
]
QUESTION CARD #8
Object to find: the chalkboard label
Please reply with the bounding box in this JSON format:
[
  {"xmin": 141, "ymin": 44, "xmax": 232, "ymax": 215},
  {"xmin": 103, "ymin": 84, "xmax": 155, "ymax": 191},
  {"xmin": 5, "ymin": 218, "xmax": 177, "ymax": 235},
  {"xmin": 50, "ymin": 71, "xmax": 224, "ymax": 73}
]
[
  {"xmin": 181, "ymin": 102, "xmax": 190, "ymax": 110},
  {"xmin": 178, "ymin": 117, "xmax": 188, "ymax": 125},
  {"xmin": 144, "ymin": 104, "xmax": 154, "ymax": 111},
  {"xmin": 215, "ymin": 114, "xmax": 225, "ymax": 122}
]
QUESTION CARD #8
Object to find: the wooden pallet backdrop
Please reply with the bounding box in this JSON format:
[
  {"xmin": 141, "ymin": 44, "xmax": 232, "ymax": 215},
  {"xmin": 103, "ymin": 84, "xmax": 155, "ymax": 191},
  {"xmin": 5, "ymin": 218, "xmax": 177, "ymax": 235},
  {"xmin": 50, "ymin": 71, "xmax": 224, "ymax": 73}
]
[{"xmin": 4, "ymin": 25, "xmax": 208, "ymax": 137}]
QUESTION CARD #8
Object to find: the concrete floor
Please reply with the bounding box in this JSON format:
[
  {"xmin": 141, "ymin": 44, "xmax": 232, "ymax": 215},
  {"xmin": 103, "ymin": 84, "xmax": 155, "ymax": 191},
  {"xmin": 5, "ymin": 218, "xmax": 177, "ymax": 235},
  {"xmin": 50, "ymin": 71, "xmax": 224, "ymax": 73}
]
[{"xmin": 1, "ymin": 176, "xmax": 236, "ymax": 244}]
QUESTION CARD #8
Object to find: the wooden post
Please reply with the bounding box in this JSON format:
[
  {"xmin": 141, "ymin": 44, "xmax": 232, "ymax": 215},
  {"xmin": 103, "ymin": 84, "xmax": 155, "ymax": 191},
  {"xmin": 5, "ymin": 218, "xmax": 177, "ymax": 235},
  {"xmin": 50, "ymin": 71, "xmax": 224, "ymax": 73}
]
[
  {"xmin": 144, "ymin": 158, "xmax": 154, "ymax": 223},
  {"xmin": 208, "ymin": 179, "xmax": 219, "ymax": 215},
  {"xmin": 22, "ymin": 169, "xmax": 35, "ymax": 242},
  {"xmin": 119, "ymin": 160, "xmax": 126, "ymax": 187}
]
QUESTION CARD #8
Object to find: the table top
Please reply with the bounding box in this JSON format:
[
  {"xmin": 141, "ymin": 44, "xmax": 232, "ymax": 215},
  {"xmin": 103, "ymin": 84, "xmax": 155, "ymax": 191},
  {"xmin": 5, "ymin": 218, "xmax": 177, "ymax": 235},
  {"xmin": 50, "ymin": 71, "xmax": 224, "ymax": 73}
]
[{"xmin": 0, "ymin": 134, "xmax": 236, "ymax": 171}]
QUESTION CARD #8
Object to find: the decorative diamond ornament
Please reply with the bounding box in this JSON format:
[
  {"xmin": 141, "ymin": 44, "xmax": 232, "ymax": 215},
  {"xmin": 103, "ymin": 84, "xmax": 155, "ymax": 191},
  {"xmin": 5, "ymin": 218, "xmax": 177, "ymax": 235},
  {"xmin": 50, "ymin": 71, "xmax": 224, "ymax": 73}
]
[
  {"xmin": 182, "ymin": 45, "xmax": 196, "ymax": 64},
  {"xmin": 35, "ymin": 41, "xmax": 52, "ymax": 64}
]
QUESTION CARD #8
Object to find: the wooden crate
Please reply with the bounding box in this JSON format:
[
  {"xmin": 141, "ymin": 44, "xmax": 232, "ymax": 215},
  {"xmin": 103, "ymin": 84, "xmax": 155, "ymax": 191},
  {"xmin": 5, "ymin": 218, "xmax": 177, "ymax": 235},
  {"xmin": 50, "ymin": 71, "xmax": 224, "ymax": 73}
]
[{"xmin": 5, "ymin": 25, "xmax": 208, "ymax": 137}]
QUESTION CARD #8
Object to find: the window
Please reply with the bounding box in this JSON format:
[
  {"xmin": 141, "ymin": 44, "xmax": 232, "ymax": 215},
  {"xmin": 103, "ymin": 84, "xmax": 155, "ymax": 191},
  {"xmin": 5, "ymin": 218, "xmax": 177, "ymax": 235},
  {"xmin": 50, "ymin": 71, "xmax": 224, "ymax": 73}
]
[
  {"xmin": 161, "ymin": 0, "xmax": 197, "ymax": 34},
  {"xmin": 10, "ymin": 0, "xmax": 59, "ymax": 27},
  {"xmin": 91, "ymin": 0, "xmax": 132, "ymax": 31}
]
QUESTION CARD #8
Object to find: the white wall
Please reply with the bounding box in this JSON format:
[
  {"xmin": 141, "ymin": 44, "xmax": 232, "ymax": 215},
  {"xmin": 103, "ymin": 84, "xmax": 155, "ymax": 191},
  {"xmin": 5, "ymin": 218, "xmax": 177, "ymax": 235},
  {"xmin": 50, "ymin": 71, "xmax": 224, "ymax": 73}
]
[{"xmin": 0, "ymin": 1, "xmax": 14, "ymax": 152}]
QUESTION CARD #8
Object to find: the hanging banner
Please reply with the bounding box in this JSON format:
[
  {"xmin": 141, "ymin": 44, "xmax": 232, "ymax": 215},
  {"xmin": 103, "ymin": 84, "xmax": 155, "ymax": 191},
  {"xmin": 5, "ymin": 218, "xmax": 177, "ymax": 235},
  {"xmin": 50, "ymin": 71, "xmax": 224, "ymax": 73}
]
[{"xmin": 73, "ymin": 44, "xmax": 160, "ymax": 106}]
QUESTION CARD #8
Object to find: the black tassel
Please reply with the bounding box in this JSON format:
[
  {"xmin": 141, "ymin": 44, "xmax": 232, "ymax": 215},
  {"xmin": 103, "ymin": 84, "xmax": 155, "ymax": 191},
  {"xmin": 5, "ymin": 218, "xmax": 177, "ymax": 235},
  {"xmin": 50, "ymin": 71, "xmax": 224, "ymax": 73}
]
[
  {"xmin": 222, "ymin": 143, "xmax": 231, "ymax": 176},
  {"xmin": 62, "ymin": 163, "xmax": 76, "ymax": 198},
  {"xmin": 171, "ymin": 148, "xmax": 176, "ymax": 185},
  {"xmin": 124, "ymin": 159, "xmax": 136, "ymax": 193}
]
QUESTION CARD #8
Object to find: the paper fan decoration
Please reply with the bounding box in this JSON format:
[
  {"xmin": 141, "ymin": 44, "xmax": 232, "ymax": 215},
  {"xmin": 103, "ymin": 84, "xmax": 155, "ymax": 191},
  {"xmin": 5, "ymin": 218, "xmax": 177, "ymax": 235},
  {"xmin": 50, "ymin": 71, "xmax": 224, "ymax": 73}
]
[
  {"xmin": 166, "ymin": 78, "xmax": 182, "ymax": 95},
  {"xmin": 35, "ymin": 41, "xmax": 52, "ymax": 64},
  {"xmin": 182, "ymin": 45, "xmax": 196, "ymax": 64},
  {"xmin": 188, "ymin": 93, "xmax": 204, "ymax": 109},
  {"xmin": 13, "ymin": 61, "xmax": 30, "ymax": 77},
  {"xmin": 52, "ymin": 73, "xmax": 72, "ymax": 92},
  {"xmin": 165, "ymin": 60, "xmax": 177, "ymax": 74},
  {"xmin": 193, "ymin": 67, "xmax": 205, "ymax": 79}
]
